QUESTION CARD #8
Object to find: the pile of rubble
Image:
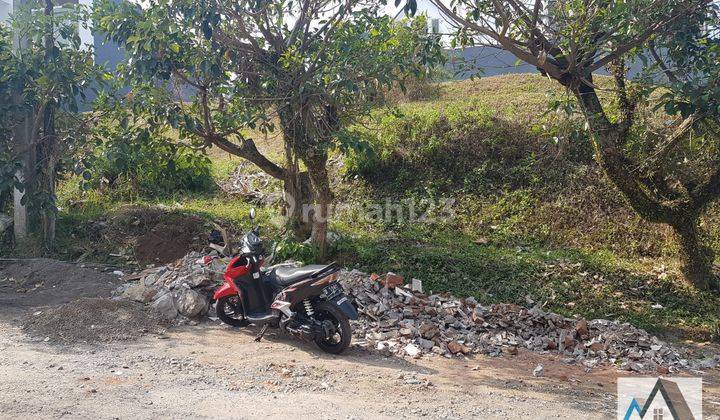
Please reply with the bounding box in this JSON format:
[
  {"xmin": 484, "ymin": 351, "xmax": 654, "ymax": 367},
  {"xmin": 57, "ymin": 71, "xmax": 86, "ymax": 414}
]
[
  {"xmin": 115, "ymin": 252, "xmax": 708, "ymax": 373},
  {"xmin": 114, "ymin": 251, "xmax": 222, "ymax": 321},
  {"xmin": 339, "ymin": 270, "xmax": 694, "ymax": 373}
]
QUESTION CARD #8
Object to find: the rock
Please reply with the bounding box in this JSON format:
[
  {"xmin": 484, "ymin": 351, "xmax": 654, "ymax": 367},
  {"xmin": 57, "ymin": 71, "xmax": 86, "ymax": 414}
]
[
  {"xmin": 151, "ymin": 293, "xmax": 178, "ymax": 319},
  {"xmin": 122, "ymin": 284, "xmax": 158, "ymax": 303},
  {"xmin": 143, "ymin": 273, "xmax": 160, "ymax": 287},
  {"xmin": 419, "ymin": 322, "xmax": 439, "ymax": 339},
  {"xmin": 417, "ymin": 338, "xmax": 435, "ymax": 350},
  {"xmin": 404, "ymin": 343, "xmax": 420, "ymax": 357},
  {"xmin": 382, "ymin": 272, "xmax": 405, "ymax": 288},
  {"xmin": 447, "ymin": 341, "xmax": 470, "ymax": 355},
  {"xmin": 504, "ymin": 346, "xmax": 518, "ymax": 356},
  {"xmin": 411, "ymin": 278, "xmax": 423, "ymax": 293},
  {"xmin": 533, "ymin": 364, "xmax": 544, "ymax": 377},
  {"xmin": 575, "ymin": 319, "xmax": 589, "ymax": 337},
  {"xmin": 399, "ymin": 328, "xmax": 414, "ymax": 337},
  {"xmin": 174, "ymin": 289, "xmax": 209, "ymax": 318}
]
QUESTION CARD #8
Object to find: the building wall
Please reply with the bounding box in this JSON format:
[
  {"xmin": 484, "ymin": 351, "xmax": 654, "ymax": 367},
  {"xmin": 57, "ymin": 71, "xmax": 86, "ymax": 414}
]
[{"xmin": 0, "ymin": 0, "xmax": 11, "ymax": 23}]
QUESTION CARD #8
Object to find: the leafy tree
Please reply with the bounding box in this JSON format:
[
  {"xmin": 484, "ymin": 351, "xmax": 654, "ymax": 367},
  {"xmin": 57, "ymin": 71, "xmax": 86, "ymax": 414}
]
[
  {"xmin": 6, "ymin": 1, "xmax": 105, "ymax": 244},
  {"xmin": 0, "ymin": 24, "xmax": 20, "ymax": 212},
  {"xmin": 81, "ymin": 95, "xmax": 213, "ymax": 198},
  {"xmin": 95, "ymin": 0, "xmax": 443, "ymax": 257},
  {"xmin": 407, "ymin": 0, "xmax": 720, "ymax": 290}
]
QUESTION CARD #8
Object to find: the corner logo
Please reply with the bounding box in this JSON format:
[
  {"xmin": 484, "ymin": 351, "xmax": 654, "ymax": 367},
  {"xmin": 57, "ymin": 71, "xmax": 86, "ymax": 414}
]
[{"xmin": 618, "ymin": 377, "xmax": 702, "ymax": 420}]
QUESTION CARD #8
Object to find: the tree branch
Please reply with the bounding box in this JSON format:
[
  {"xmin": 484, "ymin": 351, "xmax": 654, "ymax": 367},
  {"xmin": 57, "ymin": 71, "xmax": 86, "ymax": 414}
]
[
  {"xmin": 430, "ymin": 0, "xmax": 566, "ymax": 80},
  {"xmin": 209, "ymin": 134, "xmax": 287, "ymax": 180},
  {"xmin": 639, "ymin": 114, "xmax": 697, "ymax": 172},
  {"xmin": 648, "ymin": 40, "xmax": 681, "ymax": 84},
  {"xmin": 691, "ymin": 166, "xmax": 720, "ymax": 210},
  {"xmin": 587, "ymin": 1, "xmax": 706, "ymax": 73}
]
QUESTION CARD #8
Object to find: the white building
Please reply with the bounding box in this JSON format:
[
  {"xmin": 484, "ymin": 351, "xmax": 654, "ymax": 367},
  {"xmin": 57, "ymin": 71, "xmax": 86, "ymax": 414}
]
[
  {"xmin": 1, "ymin": 0, "xmax": 94, "ymax": 49},
  {"xmin": 0, "ymin": 0, "xmax": 14, "ymax": 23}
]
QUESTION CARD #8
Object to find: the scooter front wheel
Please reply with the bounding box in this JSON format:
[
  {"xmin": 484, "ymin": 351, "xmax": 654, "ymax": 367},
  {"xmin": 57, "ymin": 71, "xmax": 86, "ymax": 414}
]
[
  {"xmin": 313, "ymin": 301, "xmax": 352, "ymax": 354},
  {"xmin": 216, "ymin": 295, "xmax": 249, "ymax": 328}
]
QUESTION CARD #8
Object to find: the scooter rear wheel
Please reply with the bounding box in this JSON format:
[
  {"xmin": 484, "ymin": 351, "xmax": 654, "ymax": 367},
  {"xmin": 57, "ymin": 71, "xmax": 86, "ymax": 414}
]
[
  {"xmin": 216, "ymin": 296, "xmax": 249, "ymax": 327},
  {"xmin": 313, "ymin": 301, "xmax": 352, "ymax": 354}
]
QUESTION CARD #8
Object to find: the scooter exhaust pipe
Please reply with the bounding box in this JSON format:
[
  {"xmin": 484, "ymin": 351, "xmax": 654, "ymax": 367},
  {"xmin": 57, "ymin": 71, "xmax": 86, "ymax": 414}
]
[{"xmin": 246, "ymin": 312, "xmax": 280, "ymax": 324}]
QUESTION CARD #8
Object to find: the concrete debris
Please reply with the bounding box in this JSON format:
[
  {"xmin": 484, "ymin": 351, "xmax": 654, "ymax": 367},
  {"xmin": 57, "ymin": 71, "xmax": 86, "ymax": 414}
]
[
  {"xmin": 411, "ymin": 278, "xmax": 423, "ymax": 293},
  {"xmin": 532, "ymin": 364, "xmax": 544, "ymax": 377},
  {"xmin": 117, "ymin": 253, "xmax": 706, "ymax": 374},
  {"xmin": 404, "ymin": 343, "xmax": 421, "ymax": 358},
  {"xmin": 338, "ymin": 269, "xmax": 696, "ymax": 373},
  {"xmin": 175, "ymin": 289, "xmax": 209, "ymax": 318},
  {"xmin": 114, "ymin": 251, "xmax": 221, "ymax": 321},
  {"xmin": 151, "ymin": 292, "xmax": 178, "ymax": 320},
  {"xmin": 122, "ymin": 283, "xmax": 158, "ymax": 303}
]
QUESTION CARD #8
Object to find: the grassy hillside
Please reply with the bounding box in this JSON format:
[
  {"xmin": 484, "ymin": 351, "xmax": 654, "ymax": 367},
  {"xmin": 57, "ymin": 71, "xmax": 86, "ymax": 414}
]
[
  {"xmin": 31, "ymin": 74, "xmax": 720, "ymax": 340},
  {"xmin": 331, "ymin": 74, "xmax": 720, "ymax": 339}
]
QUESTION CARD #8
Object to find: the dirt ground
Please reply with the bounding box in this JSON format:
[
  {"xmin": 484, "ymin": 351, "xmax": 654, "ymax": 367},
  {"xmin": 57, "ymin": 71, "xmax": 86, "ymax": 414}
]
[
  {"xmin": 68, "ymin": 205, "xmax": 210, "ymax": 266},
  {"xmin": 0, "ymin": 258, "xmax": 719, "ymax": 419},
  {"xmin": 0, "ymin": 258, "xmax": 121, "ymax": 312}
]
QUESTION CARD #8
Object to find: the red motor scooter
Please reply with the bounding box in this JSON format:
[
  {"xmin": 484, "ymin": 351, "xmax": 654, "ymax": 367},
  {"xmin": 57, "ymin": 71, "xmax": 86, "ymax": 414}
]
[{"xmin": 208, "ymin": 209, "xmax": 358, "ymax": 354}]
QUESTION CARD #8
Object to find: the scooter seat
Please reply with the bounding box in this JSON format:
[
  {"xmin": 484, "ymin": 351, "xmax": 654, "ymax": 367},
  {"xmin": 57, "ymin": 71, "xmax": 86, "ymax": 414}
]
[{"xmin": 273, "ymin": 264, "xmax": 329, "ymax": 286}]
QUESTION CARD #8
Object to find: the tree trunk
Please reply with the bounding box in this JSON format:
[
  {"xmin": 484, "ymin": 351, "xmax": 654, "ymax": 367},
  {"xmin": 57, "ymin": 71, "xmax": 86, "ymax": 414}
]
[
  {"xmin": 40, "ymin": 0, "xmax": 56, "ymax": 246},
  {"xmin": 282, "ymin": 163, "xmax": 314, "ymax": 241},
  {"xmin": 40, "ymin": 103, "xmax": 57, "ymax": 246},
  {"xmin": 571, "ymin": 79, "xmax": 718, "ymax": 290},
  {"xmin": 305, "ymin": 154, "xmax": 332, "ymax": 261},
  {"xmin": 12, "ymin": 112, "xmax": 33, "ymax": 240},
  {"xmin": 672, "ymin": 220, "xmax": 715, "ymax": 290}
]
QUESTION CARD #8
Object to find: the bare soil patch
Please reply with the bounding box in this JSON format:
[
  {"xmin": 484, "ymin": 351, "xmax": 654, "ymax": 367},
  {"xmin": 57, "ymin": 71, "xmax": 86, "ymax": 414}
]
[
  {"xmin": 78, "ymin": 205, "xmax": 210, "ymax": 265},
  {"xmin": 0, "ymin": 258, "xmax": 120, "ymax": 313},
  {"xmin": 134, "ymin": 218, "xmax": 205, "ymax": 265},
  {"xmin": 23, "ymin": 298, "xmax": 168, "ymax": 343}
]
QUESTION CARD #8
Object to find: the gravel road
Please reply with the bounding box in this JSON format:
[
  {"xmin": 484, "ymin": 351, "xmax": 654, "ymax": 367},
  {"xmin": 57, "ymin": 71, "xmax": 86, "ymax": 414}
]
[
  {"xmin": 0, "ymin": 258, "xmax": 718, "ymax": 419},
  {"xmin": 0, "ymin": 320, "xmax": 634, "ymax": 419}
]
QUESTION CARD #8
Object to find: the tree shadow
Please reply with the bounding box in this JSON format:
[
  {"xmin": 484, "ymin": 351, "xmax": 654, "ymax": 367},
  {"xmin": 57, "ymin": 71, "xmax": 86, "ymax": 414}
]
[{"xmin": 173, "ymin": 321, "xmax": 439, "ymax": 375}]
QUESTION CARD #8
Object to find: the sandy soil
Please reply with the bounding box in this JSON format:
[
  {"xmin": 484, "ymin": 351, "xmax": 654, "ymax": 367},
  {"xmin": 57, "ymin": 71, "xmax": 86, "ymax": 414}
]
[{"xmin": 0, "ymin": 258, "xmax": 718, "ymax": 419}]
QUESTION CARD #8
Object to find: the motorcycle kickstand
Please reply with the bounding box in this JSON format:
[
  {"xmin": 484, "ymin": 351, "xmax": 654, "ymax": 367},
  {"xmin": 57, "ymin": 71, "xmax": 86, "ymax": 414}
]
[{"xmin": 254, "ymin": 324, "xmax": 269, "ymax": 342}]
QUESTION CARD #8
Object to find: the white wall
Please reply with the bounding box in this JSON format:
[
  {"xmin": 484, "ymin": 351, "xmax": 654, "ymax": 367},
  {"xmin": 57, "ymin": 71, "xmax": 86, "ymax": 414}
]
[
  {"xmin": 77, "ymin": 0, "xmax": 92, "ymax": 49},
  {"xmin": 387, "ymin": 0, "xmax": 457, "ymax": 44},
  {"xmin": 0, "ymin": 0, "xmax": 12, "ymax": 23}
]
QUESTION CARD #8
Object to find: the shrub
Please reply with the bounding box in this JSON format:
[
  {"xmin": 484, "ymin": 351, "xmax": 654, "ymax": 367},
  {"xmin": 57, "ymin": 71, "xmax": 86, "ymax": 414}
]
[
  {"xmin": 81, "ymin": 124, "xmax": 212, "ymax": 198},
  {"xmin": 345, "ymin": 103, "xmax": 591, "ymax": 195}
]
